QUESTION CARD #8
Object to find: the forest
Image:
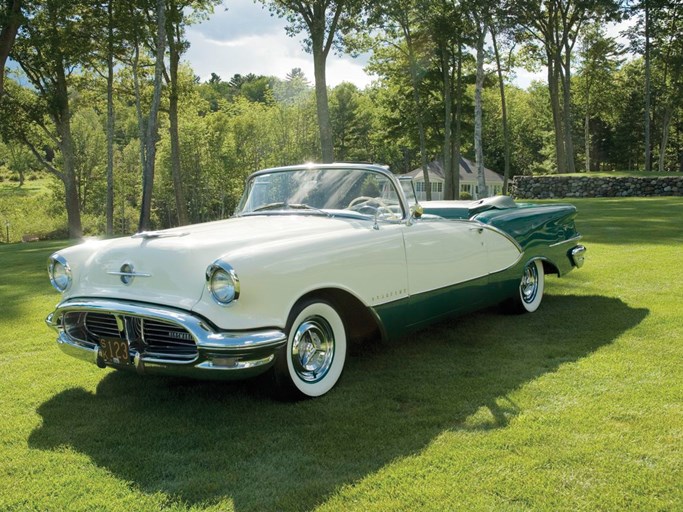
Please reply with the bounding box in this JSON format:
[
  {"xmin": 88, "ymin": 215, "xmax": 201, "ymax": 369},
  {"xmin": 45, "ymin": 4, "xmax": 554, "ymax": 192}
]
[{"xmin": 0, "ymin": 0, "xmax": 682, "ymax": 240}]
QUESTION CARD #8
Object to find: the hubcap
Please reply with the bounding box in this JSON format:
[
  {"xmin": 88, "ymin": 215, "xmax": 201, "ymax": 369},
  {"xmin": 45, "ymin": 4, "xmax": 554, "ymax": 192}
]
[
  {"xmin": 291, "ymin": 316, "xmax": 335, "ymax": 383},
  {"xmin": 521, "ymin": 263, "xmax": 539, "ymax": 304}
]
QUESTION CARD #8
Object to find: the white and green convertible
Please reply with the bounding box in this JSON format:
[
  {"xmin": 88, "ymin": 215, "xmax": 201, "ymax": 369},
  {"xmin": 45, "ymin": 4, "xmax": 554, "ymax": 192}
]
[{"xmin": 46, "ymin": 163, "xmax": 586, "ymax": 398}]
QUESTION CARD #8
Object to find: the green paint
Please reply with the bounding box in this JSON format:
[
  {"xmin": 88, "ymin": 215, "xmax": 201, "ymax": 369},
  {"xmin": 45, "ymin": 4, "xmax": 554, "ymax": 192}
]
[{"xmin": 373, "ymin": 236, "xmax": 583, "ymax": 341}]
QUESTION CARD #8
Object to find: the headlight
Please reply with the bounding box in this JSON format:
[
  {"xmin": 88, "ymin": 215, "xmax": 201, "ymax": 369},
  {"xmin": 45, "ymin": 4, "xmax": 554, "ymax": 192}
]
[
  {"xmin": 206, "ymin": 261, "xmax": 240, "ymax": 305},
  {"xmin": 48, "ymin": 254, "xmax": 72, "ymax": 292}
]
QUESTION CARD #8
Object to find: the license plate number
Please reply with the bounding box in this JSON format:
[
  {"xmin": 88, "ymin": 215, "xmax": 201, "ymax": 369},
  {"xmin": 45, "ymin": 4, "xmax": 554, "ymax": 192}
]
[{"xmin": 99, "ymin": 338, "xmax": 130, "ymax": 365}]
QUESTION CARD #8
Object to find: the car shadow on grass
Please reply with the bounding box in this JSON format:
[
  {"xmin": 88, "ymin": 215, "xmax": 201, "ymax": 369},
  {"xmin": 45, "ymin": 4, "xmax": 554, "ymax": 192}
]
[{"xmin": 28, "ymin": 294, "xmax": 647, "ymax": 511}]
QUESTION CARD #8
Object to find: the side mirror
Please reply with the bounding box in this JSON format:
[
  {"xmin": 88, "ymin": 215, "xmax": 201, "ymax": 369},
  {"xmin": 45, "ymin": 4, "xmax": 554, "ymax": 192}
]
[{"xmin": 407, "ymin": 204, "xmax": 423, "ymax": 226}]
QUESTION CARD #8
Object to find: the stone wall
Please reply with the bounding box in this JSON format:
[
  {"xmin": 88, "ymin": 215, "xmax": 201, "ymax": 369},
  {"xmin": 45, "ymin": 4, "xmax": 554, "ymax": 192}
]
[{"xmin": 511, "ymin": 175, "xmax": 683, "ymax": 199}]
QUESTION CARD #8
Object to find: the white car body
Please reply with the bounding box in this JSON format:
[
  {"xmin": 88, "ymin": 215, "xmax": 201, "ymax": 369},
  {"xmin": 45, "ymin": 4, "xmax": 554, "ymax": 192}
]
[{"xmin": 46, "ymin": 163, "xmax": 585, "ymax": 397}]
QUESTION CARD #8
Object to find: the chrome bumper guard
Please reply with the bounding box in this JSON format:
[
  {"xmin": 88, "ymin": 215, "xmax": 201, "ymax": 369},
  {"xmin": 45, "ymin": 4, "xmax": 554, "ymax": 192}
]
[
  {"xmin": 570, "ymin": 245, "xmax": 587, "ymax": 268},
  {"xmin": 46, "ymin": 299, "xmax": 287, "ymax": 379}
]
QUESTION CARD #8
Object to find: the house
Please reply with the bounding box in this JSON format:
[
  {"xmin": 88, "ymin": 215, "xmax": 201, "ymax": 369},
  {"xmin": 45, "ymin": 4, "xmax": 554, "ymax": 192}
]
[{"xmin": 405, "ymin": 158, "xmax": 504, "ymax": 200}]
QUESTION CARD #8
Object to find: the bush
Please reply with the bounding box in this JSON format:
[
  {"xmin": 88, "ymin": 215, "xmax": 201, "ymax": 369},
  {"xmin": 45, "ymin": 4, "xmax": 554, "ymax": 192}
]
[
  {"xmin": 0, "ymin": 192, "xmax": 66, "ymax": 243},
  {"xmin": 460, "ymin": 192, "xmax": 473, "ymax": 200}
]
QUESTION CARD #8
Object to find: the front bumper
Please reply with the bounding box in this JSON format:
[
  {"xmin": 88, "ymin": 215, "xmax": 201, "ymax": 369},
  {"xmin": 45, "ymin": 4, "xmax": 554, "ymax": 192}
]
[{"xmin": 46, "ymin": 299, "xmax": 287, "ymax": 380}]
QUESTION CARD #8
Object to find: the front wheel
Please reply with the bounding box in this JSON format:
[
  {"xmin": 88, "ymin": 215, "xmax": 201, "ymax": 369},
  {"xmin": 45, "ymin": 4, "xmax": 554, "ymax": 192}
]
[
  {"xmin": 508, "ymin": 259, "xmax": 545, "ymax": 314},
  {"xmin": 273, "ymin": 300, "xmax": 347, "ymax": 398}
]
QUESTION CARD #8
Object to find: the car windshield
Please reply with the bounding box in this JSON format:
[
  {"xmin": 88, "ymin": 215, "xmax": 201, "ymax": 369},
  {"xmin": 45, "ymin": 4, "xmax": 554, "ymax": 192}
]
[{"xmin": 236, "ymin": 167, "xmax": 405, "ymax": 219}]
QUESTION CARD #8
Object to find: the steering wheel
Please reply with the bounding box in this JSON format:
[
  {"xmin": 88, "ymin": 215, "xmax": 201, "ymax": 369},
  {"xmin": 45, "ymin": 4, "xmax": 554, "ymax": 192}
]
[{"xmin": 347, "ymin": 196, "xmax": 391, "ymax": 215}]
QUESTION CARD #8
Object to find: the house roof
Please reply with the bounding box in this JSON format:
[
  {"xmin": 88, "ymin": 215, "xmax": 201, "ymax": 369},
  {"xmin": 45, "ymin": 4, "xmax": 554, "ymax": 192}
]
[{"xmin": 405, "ymin": 157, "xmax": 503, "ymax": 184}]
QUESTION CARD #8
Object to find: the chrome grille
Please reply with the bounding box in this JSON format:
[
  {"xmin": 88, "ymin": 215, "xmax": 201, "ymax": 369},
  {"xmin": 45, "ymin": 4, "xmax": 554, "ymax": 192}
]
[
  {"xmin": 142, "ymin": 319, "xmax": 197, "ymax": 359},
  {"xmin": 62, "ymin": 310, "xmax": 198, "ymax": 361},
  {"xmin": 85, "ymin": 313, "xmax": 123, "ymax": 339}
]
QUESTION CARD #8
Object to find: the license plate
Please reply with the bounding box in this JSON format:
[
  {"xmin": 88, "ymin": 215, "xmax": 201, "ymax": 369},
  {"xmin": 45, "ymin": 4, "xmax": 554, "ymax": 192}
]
[{"xmin": 99, "ymin": 338, "xmax": 130, "ymax": 365}]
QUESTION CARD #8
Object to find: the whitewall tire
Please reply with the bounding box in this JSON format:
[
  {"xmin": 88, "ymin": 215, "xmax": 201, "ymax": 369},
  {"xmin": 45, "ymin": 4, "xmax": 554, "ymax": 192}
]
[
  {"xmin": 515, "ymin": 259, "xmax": 545, "ymax": 313},
  {"xmin": 275, "ymin": 300, "xmax": 347, "ymax": 398}
]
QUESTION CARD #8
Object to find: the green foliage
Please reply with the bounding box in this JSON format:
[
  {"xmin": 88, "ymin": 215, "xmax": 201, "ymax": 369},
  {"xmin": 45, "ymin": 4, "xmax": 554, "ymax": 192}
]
[{"xmin": 0, "ymin": 178, "xmax": 66, "ymax": 242}]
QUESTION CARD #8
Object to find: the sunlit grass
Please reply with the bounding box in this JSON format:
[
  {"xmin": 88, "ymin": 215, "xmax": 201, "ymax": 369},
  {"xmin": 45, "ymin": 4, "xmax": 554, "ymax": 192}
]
[{"xmin": 1, "ymin": 198, "xmax": 682, "ymax": 511}]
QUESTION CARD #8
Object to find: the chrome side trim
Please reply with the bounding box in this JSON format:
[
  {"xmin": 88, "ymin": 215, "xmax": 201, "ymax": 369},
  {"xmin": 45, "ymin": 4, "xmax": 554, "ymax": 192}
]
[
  {"xmin": 107, "ymin": 271, "xmax": 152, "ymax": 277},
  {"xmin": 549, "ymin": 235, "xmax": 583, "ymax": 248}
]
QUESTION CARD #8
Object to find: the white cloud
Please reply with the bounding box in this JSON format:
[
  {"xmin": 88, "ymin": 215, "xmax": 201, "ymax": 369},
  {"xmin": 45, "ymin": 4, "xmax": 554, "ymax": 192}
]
[{"xmin": 184, "ymin": 0, "xmax": 373, "ymax": 88}]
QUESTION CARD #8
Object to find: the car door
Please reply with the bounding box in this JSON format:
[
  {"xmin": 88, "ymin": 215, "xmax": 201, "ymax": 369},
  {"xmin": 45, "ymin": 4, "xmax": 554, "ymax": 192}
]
[{"xmin": 401, "ymin": 218, "xmax": 491, "ymax": 326}]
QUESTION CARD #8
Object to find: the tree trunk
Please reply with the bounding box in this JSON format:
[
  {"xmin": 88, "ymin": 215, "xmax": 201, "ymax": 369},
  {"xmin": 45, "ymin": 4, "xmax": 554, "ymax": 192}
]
[
  {"xmin": 132, "ymin": 37, "xmax": 146, "ymax": 186},
  {"xmin": 167, "ymin": 18, "xmax": 189, "ymax": 225},
  {"xmin": 0, "ymin": 0, "xmax": 21, "ymax": 98},
  {"xmin": 658, "ymin": 104, "xmax": 673, "ymax": 172},
  {"xmin": 55, "ymin": 62, "xmax": 82, "ymax": 238},
  {"xmin": 492, "ymin": 28, "xmax": 510, "ymax": 195},
  {"xmin": 548, "ymin": 56, "xmax": 567, "ymax": 173},
  {"xmin": 561, "ymin": 50, "xmax": 576, "ymax": 174},
  {"xmin": 441, "ymin": 42, "xmax": 453, "ymax": 201},
  {"xmin": 312, "ymin": 44, "xmax": 334, "ymax": 163},
  {"xmin": 585, "ymin": 110, "xmax": 591, "ymax": 173},
  {"xmin": 404, "ymin": 26, "xmax": 430, "ymax": 200},
  {"xmin": 138, "ymin": 0, "xmax": 166, "ymax": 232},
  {"xmin": 452, "ymin": 43, "xmax": 463, "ymax": 200},
  {"xmin": 106, "ymin": 0, "xmax": 114, "ymax": 236},
  {"xmin": 474, "ymin": 20, "xmax": 488, "ymax": 199},
  {"xmin": 644, "ymin": 0, "xmax": 652, "ymax": 172}
]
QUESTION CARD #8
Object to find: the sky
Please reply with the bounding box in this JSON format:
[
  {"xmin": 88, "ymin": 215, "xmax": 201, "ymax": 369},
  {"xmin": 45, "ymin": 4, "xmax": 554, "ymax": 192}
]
[{"xmin": 184, "ymin": 0, "xmax": 375, "ymax": 88}]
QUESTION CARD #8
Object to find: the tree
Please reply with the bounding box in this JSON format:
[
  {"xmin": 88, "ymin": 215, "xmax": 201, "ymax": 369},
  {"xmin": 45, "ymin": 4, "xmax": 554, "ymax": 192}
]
[
  {"xmin": 465, "ymin": 0, "xmax": 498, "ymax": 198},
  {"xmin": 649, "ymin": 1, "xmax": 683, "ymax": 172},
  {"xmin": 576, "ymin": 23, "xmax": 622, "ymax": 172},
  {"xmin": 259, "ymin": 0, "xmax": 363, "ymax": 163},
  {"xmin": 0, "ymin": 0, "xmax": 22, "ymax": 98},
  {"xmin": 163, "ymin": 0, "xmax": 220, "ymax": 227},
  {"xmin": 5, "ymin": 0, "xmax": 99, "ymax": 238},
  {"xmin": 369, "ymin": 0, "xmax": 434, "ymax": 198},
  {"xmin": 138, "ymin": 0, "xmax": 166, "ymax": 232},
  {"xmin": 513, "ymin": 0, "xmax": 622, "ymax": 174}
]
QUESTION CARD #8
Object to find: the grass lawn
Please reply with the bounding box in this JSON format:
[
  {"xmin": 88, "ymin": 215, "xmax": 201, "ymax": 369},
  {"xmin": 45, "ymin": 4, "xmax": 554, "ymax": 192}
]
[{"xmin": 1, "ymin": 197, "xmax": 681, "ymax": 511}]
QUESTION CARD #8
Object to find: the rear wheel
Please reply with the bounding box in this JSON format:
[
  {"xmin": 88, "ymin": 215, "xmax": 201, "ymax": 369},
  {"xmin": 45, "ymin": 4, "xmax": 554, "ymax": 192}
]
[
  {"xmin": 509, "ymin": 259, "xmax": 545, "ymax": 313},
  {"xmin": 274, "ymin": 300, "xmax": 347, "ymax": 398}
]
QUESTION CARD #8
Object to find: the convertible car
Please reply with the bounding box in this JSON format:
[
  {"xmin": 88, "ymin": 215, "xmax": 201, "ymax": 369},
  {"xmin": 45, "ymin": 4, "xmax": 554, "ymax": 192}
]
[{"xmin": 46, "ymin": 163, "xmax": 586, "ymax": 398}]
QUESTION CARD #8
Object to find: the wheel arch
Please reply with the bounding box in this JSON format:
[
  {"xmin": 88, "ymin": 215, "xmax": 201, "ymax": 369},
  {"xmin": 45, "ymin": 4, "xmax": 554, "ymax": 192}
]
[
  {"xmin": 539, "ymin": 257, "xmax": 560, "ymax": 277},
  {"xmin": 289, "ymin": 288, "xmax": 384, "ymax": 344}
]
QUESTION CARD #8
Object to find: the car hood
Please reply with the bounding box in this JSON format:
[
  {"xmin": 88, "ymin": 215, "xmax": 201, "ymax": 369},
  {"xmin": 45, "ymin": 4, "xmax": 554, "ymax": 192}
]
[{"xmin": 60, "ymin": 214, "xmax": 372, "ymax": 309}]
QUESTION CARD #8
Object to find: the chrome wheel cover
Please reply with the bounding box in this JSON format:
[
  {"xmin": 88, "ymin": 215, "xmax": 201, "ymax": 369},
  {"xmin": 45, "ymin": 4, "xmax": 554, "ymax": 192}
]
[
  {"xmin": 521, "ymin": 263, "xmax": 539, "ymax": 304},
  {"xmin": 291, "ymin": 315, "xmax": 335, "ymax": 383}
]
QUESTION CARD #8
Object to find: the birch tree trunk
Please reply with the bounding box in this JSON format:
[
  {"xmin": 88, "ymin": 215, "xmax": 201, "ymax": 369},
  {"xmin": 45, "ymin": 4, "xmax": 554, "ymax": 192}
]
[
  {"xmin": 167, "ymin": 7, "xmax": 189, "ymax": 226},
  {"xmin": 441, "ymin": 42, "xmax": 453, "ymax": 200},
  {"xmin": 106, "ymin": 0, "xmax": 114, "ymax": 235},
  {"xmin": 138, "ymin": 0, "xmax": 166, "ymax": 232},
  {"xmin": 548, "ymin": 55, "xmax": 567, "ymax": 173},
  {"xmin": 644, "ymin": 0, "xmax": 652, "ymax": 172},
  {"xmin": 474, "ymin": 19, "xmax": 488, "ymax": 199},
  {"xmin": 452, "ymin": 43, "xmax": 463, "ymax": 199},
  {"xmin": 491, "ymin": 28, "xmax": 510, "ymax": 195},
  {"xmin": 658, "ymin": 105, "xmax": 673, "ymax": 172}
]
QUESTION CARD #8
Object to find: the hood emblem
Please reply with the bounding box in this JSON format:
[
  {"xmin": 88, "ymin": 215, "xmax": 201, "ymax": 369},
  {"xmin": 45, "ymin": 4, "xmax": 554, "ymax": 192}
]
[{"xmin": 107, "ymin": 263, "xmax": 151, "ymax": 285}]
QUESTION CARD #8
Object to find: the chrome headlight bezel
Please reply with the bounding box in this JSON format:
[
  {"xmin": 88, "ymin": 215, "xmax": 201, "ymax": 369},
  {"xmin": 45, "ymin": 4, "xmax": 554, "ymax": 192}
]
[
  {"xmin": 48, "ymin": 254, "xmax": 72, "ymax": 293},
  {"xmin": 206, "ymin": 260, "xmax": 240, "ymax": 305}
]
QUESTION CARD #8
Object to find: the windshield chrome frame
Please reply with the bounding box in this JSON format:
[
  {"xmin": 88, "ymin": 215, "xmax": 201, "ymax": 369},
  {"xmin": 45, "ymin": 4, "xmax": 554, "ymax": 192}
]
[{"xmin": 236, "ymin": 163, "xmax": 410, "ymax": 222}]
